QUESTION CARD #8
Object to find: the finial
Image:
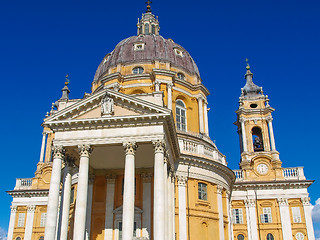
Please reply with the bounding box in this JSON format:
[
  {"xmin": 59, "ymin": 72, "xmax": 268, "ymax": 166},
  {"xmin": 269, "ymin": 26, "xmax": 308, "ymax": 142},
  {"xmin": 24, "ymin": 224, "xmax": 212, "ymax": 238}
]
[
  {"xmin": 245, "ymin": 58, "xmax": 250, "ymax": 70},
  {"xmin": 146, "ymin": 0, "xmax": 152, "ymax": 13},
  {"xmin": 65, "ymin": 74, "xmax": 70, "ymax": 85}
]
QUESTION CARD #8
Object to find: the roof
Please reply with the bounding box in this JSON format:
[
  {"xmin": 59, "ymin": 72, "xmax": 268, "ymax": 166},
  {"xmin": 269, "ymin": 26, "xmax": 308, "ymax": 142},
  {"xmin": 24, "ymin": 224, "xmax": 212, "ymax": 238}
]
[{"xmin": 93, "ymin": 35, "xmax": 200, "ymax": 82}]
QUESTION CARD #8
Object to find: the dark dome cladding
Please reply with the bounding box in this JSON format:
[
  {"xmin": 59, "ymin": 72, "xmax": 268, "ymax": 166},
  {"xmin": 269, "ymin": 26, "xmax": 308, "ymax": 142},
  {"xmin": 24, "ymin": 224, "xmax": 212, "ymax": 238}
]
[{"xmin": 93, "ymin": 35, "xmax": 200, "ymax": 82}]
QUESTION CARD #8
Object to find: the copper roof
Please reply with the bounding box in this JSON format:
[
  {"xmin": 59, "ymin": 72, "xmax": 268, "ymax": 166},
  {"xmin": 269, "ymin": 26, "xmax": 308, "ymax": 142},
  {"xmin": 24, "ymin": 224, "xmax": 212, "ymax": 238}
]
[{"xmin": 93, "ymin": 35, "xmax": 200, "ymax": 82}]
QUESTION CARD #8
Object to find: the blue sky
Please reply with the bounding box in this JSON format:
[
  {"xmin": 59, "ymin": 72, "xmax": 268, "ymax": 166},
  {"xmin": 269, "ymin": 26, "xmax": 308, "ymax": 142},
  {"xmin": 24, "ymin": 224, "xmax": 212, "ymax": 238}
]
[{"xmin": 0, "ymin": 0, "xmax": 319, "ymax": 238}]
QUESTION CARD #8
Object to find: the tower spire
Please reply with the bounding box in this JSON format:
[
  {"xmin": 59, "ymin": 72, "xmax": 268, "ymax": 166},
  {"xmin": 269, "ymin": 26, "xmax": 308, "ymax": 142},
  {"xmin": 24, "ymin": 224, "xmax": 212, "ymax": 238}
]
[
  {"xmin": 241, "ymin": 59, "xmax": 262, "ymax": 98},
  {"xmin": 145, "ymin": 0, "xmax": 152, "ymax": 13}
]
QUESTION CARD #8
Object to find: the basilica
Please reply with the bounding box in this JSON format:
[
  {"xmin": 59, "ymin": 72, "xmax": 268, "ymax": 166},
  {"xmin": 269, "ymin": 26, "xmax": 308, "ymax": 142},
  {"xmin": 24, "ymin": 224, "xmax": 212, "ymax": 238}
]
[{"xmin": 6, "ymin": 6, "xmax": 315, "ymax": 240}]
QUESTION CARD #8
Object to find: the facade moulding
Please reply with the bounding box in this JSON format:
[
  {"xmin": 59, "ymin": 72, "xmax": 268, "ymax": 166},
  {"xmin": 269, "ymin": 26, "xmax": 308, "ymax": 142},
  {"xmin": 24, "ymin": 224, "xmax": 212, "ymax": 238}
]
[{"xmin": 233, "ymin": 180, "xmax": 314, "ymax": 191}]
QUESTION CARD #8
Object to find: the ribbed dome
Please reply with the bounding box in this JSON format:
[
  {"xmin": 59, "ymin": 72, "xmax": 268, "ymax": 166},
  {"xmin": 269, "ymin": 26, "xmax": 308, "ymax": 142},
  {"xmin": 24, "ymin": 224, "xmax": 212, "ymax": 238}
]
[{"xmin": 93, "ymin": 35, "xmax": 200, "ymax": 82}]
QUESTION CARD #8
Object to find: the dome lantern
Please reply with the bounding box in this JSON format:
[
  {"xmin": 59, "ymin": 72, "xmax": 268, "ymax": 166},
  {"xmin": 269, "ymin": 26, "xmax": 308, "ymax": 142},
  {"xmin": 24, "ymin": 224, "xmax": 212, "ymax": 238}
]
[{"xmin": 137, "ymin": 5, "xmax": 160, "ymax": 36}]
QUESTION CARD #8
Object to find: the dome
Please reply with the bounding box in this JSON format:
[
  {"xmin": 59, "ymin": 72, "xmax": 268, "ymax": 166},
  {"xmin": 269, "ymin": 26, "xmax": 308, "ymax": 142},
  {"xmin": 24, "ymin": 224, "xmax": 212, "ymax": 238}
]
[{"xmin": 93, "ymin": 34, "xmax": 200, "ymax": 83}]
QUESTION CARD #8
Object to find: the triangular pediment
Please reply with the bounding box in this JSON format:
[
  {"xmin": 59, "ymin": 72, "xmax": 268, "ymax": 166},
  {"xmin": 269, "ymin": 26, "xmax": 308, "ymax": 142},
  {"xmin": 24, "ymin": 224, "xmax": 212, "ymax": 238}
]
[{"xmin": 44, "ymin": 89, "xmax": 171, "ymax": 124}]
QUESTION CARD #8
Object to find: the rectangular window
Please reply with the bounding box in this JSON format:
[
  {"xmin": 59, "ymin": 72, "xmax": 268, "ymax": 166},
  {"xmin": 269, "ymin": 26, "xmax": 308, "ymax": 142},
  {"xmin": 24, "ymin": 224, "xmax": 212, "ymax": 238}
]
[
  {"xmin": 260, "ymin": 207, "xmax": 272, "ymax": 223},
  {"xmin": 232, "ymin": 208, "xmax": 243, "ymax": 224},
  {"xmin": 40, "ymin": 213, "xmax": 47, "ymax": 227},
  {"xmin": 70, "ymin": 187, "xmax": 75, "ymax": 204},
  {"xmin": 198, "ymin": 183, "xmax": 207, "ymax": 200},
  {"xmin": 17, "ymin": 213, "xmax": 25, "ymax": 227},
  {"xmin": 292, "ymin": 207, "xmax": 302, "ymax": 223}
]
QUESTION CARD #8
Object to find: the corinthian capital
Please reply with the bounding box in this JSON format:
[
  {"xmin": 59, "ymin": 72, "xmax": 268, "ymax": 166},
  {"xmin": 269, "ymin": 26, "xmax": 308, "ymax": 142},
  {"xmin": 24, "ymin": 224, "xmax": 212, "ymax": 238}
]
[
  {"xmin": 152, "ymin": 139, "xmax": 166, "ymax": 153},
  {"xmin": 217, "ymin": 185, "xmax": 224, "ymax": 194},
  {"xmin": 27, "ymin": 205, "xmax": 36, "ymax": 213},
  {"xmin": 301, "ymin": 197, "xmax": 310, "ymax": 206},
  {"xmin": 52, "ymin": 145, "xmax": 65, "ymax": 159},
  {"xmin": 78, "ymin": 144, "xmax": 93, "ymax": 157},
  {"xmin": 177, "ymin": 175, "xmax": 187, "ymax": 186},
  {"xmin": 10, "ymin": 205, "xmax": 17, "ymax": 213},
  {"xmin": 244, "ymin": 199, "xmax": 256, "ymax": 207},
  {"xmin": 123, "ymin": 142, "xmax": 138, "ymax": 155},
  {"xmin": 277, "ymin": 198, "xmax": 288, "ymax": 206}
]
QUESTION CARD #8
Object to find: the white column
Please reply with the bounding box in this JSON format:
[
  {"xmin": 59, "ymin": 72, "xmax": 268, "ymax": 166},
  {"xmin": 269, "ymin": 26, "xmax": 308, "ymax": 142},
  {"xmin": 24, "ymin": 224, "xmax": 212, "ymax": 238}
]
[
  {"xmin": 168, "ymin": 170, "xmax": 173, "ymax": 240},
  {"xmin": 302, "ymin": 197, "xmax": 315, "ymax": 240},
  {"xmin": 153, "ymin": 139, "xmax": 166, "ymax": 240},
  {"xmin": 244, "ymin": 199, "xmax": 259, "ymax": 240},
  {"xmin": 60, "ymin": 162, "xmax": 73, "ymax": 240},
  {"xmin": 24, "ymin": 205, "xmax": 36, "ymax": 240},
  {"xmin": 203, "ymin": 101, "xmax": 209, "ymax": 135},
  {"xmin": 39, "ymin": 131, "xmax": 47, "ymax": 162},
  {"xmin": 177, "ymin": 175, "xmax": 187, "ymax": 240},
  {"xmin": 278, "ymin": 198, "xmax": 293, "ymax": 240},
  {"xmin": 171, "ymin": 173, "xmax": 176, "ymax": 240},
  {"xmin": 226, "ymin": 191, "xmax": 233, "ymax": 240},
  {"xmin": 142, "ymin": 173, "xmax": 152, "ymax": 238},
  {"xmin": 267, "ymin": 117, "xmax": 276, "ymax": 151},
  {"xmin": 7, "ymin": 206, "xmax": 17, "ymax": 240},
  {"xmin": 105, "ymin": 175, "xmax": 116, "ymax": 240},
  {"xmin": 73, "ymin": 145, "xmax": 92, "ymax": 240},
  {"xmin": 217, "ymin": 186, "xmax": 225, "ymax": 240},
  {"xmin": 122, "ymin": 142, "xmax": 137, "ymax": 240},
  {"xmin": 86, "ymin": 176, "xmax": 95, "ymax": 240},
  {"xmin": 198, "ymin": 97, "xmax": 204, "ymax": 133},
  {"xmin": 45, "ymin": 145, "xmax": 64, "ymax": 240},
  {"xmin": 164, "ymin": 154, "xmax": 169, "ymax": 239},
  {"xmin": 240, "ymin": 118, "xmax": 248, "ymax": 152},
  {"xmin": 167, "ymin": 83, "xmax": 173, "ymax": 110}
]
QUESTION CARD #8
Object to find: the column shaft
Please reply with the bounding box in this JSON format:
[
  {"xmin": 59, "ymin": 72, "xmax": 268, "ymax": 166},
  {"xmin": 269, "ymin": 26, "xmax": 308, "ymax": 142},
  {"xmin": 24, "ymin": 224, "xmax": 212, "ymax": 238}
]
[
  {"xmin": 217, "ymin": 186, "xmax": 224, "ymax": 240},
  {"xmin": 142, "ymin": 174, "xmax": 152, "ymax": 238},
  {"xmin": 240, "ymin": 120, "xmax": 248, "ymax": 152},
  {"xmin": 153, "ymin": 140, "xmax": 165, "ymax": 240},
  {"xmin": 164, "ymin": 160, "xmax": 169, "ymax": 239},
  {"xmin": 226, "ymin": 193, "xmax": 233, "ymax": 240},
  {"xmin": 167, "ymin": 83, "xmax": 173, "ymax": 110},
  {"xmin": 24, "ymin": 205, "xmax": 36, "ymax": 240},
  {"xmin": 86, "ymin": 176, "xmax": 95, "ymax": 240},
  {"xmin": 105, "ymin": 176, "xmax": 116, "ymax": 240},
  {"xmin": 278, "ymin": 199, "xmax": 293, "ymax": 240},
  {"xmin": 122, "ymin": 142, "xmax": 137, "ymax": 240},
  {"xmin": 177, "ymin": 176, "xmax": 187, "ymax": 240},
  {"xmin": 73, "ymin": 145, "xmax": 92, "ymax": 240},
  {"xmin": 39, "ymin": 132, "xmax": 47, "ymax": 162},
  {"xmin": 44, "ymin": 146, "xmax": 64, "ymax": 240},
  {"xmin": 198, "ymin": 97, "xmax": 204, "ymax": 133},
  {"xmin": 168, "ymin": 171, "xmax": 173, "ymax": 240},
  {"xmin": 302, "ymin": 197, "xmax": 315, "ymax": 240},
  {"xmin": 7, "ymin": 206, "xmax": 17, "ymax": 240},
  {"xmin": 203, "ymin": 102, "xmax": 209, "ymax": 135},
  {"xmin": 267, "ymin": 119, "xmax": 276, "ymax": 151},
  {"xmin": 171, "ymin": 176, "xmax": 176, "ymax": 240},
  {"xmin": 245, "ymin": 199, "xmax": 259, "ymax": 240},
  {"xmin": 60, "ymin": 164, "xmax": 72, "ymax": 240}
]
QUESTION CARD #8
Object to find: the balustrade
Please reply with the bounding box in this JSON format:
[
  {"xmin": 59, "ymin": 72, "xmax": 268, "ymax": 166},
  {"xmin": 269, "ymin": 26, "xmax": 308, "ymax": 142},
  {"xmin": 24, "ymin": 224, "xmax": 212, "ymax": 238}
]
[{"xmin": 14, "ymin": 178, "xmax": 33, "ymax": 190}]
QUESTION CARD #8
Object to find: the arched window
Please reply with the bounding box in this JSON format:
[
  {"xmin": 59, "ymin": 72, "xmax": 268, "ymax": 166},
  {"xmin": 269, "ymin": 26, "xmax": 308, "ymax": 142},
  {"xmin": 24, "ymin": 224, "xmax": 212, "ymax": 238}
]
[
  {"xmin": 39, "ymin": 237, "xmax": 44, "ymax": 240},
  {"xmin": 176, "ymin": 100, "xmax": 186, "ymax": 131},
  {"xmin": 16, "ymin": 237, "xmax": 22, "ymax": 240},
  {"xmin": 252, "ymin": 127, "xmax": 264, "ymax": 151},
  {"xmin": 152, "ymin": 24, "xmax": 156, "ymax": 34},
  {"xmin": 266, "ymin": 233, "xmax": 274, "ymax": 240},
  {"xmin": 132, "ymin": 67, "xmax": 144, "ymax": 74},
  {"xmin": 145, "ymin": 23, "xmax": 149, "ymax": 34},
  {"xmin": 177, "ymin": 72, "xmax": 185, "ymax": 80},
  {"xmin": 237, "ymin": 234, "xmax": 245, "ymax": 240}
]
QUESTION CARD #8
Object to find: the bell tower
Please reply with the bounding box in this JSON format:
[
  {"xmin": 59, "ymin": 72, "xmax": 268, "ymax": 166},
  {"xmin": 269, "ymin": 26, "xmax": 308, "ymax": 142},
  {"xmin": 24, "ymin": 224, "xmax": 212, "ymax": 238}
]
[{"xmin": 235, "ymin": 62, "xmax": 282, "ymax": 180}]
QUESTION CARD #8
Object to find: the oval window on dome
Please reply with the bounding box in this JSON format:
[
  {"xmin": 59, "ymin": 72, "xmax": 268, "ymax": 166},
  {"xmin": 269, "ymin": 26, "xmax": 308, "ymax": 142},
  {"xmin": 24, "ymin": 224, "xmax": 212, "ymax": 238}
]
[
  {"xmin": 132, "ymin": 67, "xmax": 144, "ymax": 74},
  {"xmin": 177, "ymin": 73, "xmax": 185, "ymax": 80}
]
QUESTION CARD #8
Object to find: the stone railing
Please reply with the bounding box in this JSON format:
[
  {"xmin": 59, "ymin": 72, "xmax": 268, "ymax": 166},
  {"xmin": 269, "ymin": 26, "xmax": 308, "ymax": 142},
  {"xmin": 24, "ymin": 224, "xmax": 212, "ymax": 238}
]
[
  {"xmin": 14, "ymin": 178, "xmax": 33, "ymax": 190},
  {"xmin": 233, "ymin": 167, "xmax": 306, "ymax": 182},
  {"xmin": 178, "ymin": 138, "xmax": 226, "ymax": 165},
  {"xmin": 283, "ymin": 167, "xmax": 305, "ymax": 180},
  {"xmin": 233, "ymin": 170, "xmax": 244, "ymax": 180}
]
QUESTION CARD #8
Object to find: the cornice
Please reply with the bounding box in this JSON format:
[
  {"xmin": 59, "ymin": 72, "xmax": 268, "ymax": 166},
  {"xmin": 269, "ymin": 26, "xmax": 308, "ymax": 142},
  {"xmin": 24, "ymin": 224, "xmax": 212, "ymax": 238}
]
[
  {"xmin": 236, "ymin": 106, "xmax": 275, "ymax": 115},
  {"xmin": 7, "ymin": 189, "xmax": 50, "ymax": 198},
  {"xmin": 233, "ymin": 180, "xmax": 314, "ymax": 191},
  {"xmin": 178, "ymin": 156, "xmax": 235, "ymax": 186}
]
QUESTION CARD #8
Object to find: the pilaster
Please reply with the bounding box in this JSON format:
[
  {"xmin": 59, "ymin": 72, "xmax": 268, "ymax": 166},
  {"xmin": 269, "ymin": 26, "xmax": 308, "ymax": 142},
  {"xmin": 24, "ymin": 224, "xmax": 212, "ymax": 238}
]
[{"xmin": 177, "ymin": 175, "xmax": 187, "ymax": 240}]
